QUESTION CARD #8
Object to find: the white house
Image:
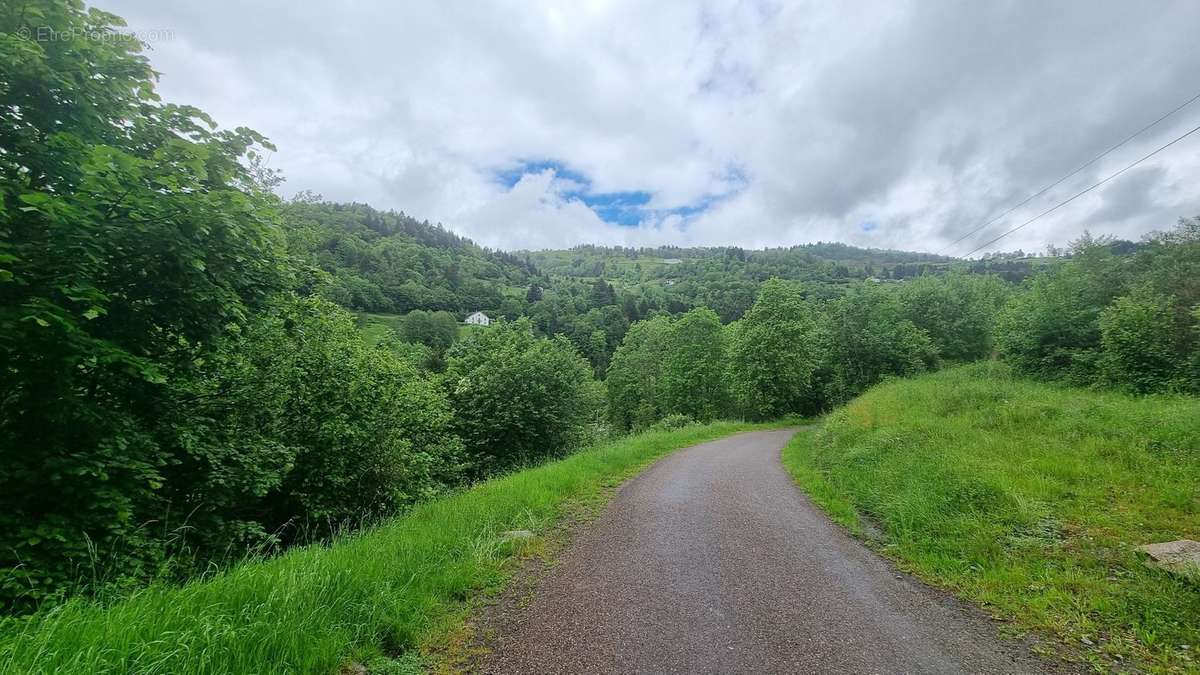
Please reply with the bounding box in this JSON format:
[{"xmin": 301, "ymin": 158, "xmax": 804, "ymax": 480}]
[{"xmin": 464, "ymin": 311, "xmax": 491, "ymax": 326}]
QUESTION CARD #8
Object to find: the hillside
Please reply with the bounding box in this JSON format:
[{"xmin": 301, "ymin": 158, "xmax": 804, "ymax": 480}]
[{"xmin": 287, "ymin": 199, "xmax": 1067, "ymax": 375}]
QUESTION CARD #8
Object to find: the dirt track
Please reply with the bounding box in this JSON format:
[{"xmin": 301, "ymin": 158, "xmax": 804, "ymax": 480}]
[{"xmin": 484, "ymin": 429, "xmax": 1052, "ymax": 674}]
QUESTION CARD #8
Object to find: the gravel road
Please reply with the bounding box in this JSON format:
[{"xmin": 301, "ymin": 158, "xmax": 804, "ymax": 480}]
[{"xmin": 484, "ymin": 429, "xmax": 1053, "ymax": 674}]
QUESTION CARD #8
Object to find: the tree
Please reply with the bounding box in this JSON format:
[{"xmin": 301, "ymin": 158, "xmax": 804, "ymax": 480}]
[
  {"xmin": 606, "ymin": 315, "xmax": 674, "ymax": 430},
  {"xmin": 398, "ymin": 309, "xmax": 458, "ymax": 350},
  {"xmin": 995, "ymin": 253, "xmax": 1123, "ymax": 382},
  {"xmin": 898, "ymin": 273, "xmax": 1008, "ymax": 363},
  {"xmin": 590, "ymin": 278, "xmax": 617, "ymax": 307},
  {"xmin": 525, "ymin": 281, "xmax": 544, "ymax": 303},
  {"xmin": 727, "ymin": 280, "xmax": 826, "ymax": 419},
  {"xmin": 1098, "ymin": 287, "xmax": 1183, "ymax": 394},
  {"xmin": 824, "ymin": 284, "xmax": 937, "ymax": 403},
  {"xmin": 0, "ymin": 2, "xmax": 290, "ymax": 608},
  {"xmin": 161, "ymin": 297, "xmax": 465, "ymax": 551},
  {"xmin": 661, "ymin": 308, "xmax": 728, "ymax": 421},
  {"xmin": 445, "ymin": 318, "xmax": 593, "ymax": 473}
]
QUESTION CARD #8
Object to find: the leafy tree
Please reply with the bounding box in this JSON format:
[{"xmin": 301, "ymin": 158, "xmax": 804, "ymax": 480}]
[
  {"xmin": 606, "ymin": 315, "xmax": 674, "ymax": 430},
  {"xmin": 995, "ymin": 242, "xmax": 1127, "ymax": 382},
  {"xmin": 824, "ymin": 284, "xmax": 936, "ymax": 403},
  {"xmin": 727, "ymin": 279, "xmax": 827, "ymax": 419},
  {"xmin": 398, "ymin": 309, "xmax": 458, "ymax": 350},
  {"xmin": 0, "ymin": 1, "xmax": 289, "ymax": 608},
  {"xmin": 445, "ymin": 318, "xmax": 593, "ymax": 473},
  {"xmin": 661, "ymin": 308, "xmax": 728, "ymax": 421},
  {"xmin": 162, "ymin": 297, "xmax": 465, "ymax": 551},
  {"xmin": 898, "ymin": 273, "xmax": 1008, "ymax": 362},
  {"xmin": 1098, "ymin": 287, "xmax": 1183, "ymax": 394}
]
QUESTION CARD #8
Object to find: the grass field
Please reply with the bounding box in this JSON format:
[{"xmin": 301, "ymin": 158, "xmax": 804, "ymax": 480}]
[
  {"xmin": 0, "ymin": 422, "xmax": 771, "ymax": 674},
  {"xmin": 355, "ymin": 311, "xmax": 406, "ymax": 347},
  {"xmin": 783, "ymin": 363, "xmax": 1200, "ymax": 672}
]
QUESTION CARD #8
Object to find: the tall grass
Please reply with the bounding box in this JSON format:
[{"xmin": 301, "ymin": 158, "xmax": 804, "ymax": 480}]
[
  {"xmin": 783, "ymin": 362, "xmax": 1200, "ymax": 672},
  {"xmin": 0, "ymin": 421, "xmax": 763, "ymax": 674}
]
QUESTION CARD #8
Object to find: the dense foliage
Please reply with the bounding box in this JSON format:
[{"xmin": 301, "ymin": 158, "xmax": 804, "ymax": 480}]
[
  {"xmin": 0, "ymin": 1, "xmax": 293, "ymax": 607},
  {"xmin": 0, "ymin": 2, "xmax": 583, "ymax": 611},
  {"xmin": 445, "ymin": 319, "xmax": 596, "ymax": 474},
  {"xmin": 995, "ymin": 222, "xmax": 1200, "ymax": 394}
]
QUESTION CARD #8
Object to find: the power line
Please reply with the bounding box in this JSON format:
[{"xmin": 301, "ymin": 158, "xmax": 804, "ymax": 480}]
[
  {"xmin": 961, "ymin": 121, "xmax": 1200, "ymax": 258},
  {"xmin": 939, "ymin": 89, "xmax": 1200, "ymax": 255}
]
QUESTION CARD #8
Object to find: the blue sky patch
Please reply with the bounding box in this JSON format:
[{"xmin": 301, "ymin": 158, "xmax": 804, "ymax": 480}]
[
  {"xmin": 495, "ymin": 158, "xmax": 739, "ymax": 227},
  {"xmin": 860, "ymin": 220, "xmax": 879, "ymax": 232}
]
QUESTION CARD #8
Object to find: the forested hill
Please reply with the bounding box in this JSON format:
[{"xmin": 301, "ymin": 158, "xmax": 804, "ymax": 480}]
[
  {"xmin": 282, "ymin": 199, "xmax": 537, "ymax": 315},
  {"xmin": 284, "ymin": 198, "xmax": 1044, "ymax": 325},
  {"xmin": 523, "ymin": 242, "xmax": 953, "ymax": 282}
]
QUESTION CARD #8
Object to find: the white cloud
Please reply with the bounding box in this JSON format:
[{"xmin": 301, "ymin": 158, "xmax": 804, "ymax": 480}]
[{"xmin": 108, "ymin": 0, "xmax": 1200, "ymax": 254}]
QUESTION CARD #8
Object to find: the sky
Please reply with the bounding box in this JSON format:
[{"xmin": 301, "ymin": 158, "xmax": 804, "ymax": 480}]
[{"xmin": 106, "ymin": 0, "xmax": 1200, "ymax": 256}]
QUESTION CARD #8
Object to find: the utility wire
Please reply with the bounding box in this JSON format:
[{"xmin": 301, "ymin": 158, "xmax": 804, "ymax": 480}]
[
  {"xmin": 961, "ymin": 121, "xmax": 1200, "ymax": 258},
  {"xmin": 939, "ymin": 89, "xmax": 1200, "ymax": 255}
]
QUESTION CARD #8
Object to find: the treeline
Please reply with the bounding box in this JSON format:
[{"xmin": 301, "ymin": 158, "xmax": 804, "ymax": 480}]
[
  {"xmin": 996, "ymin": 225, "xmax": 1200, "ymax": 393},
  {"xmin": 605, "ymin": 222, "xmax": 1200, "ymax": 434},
  {"xmin": 0, "ymin": 2, "xmax": 596, "ymax": 611},
  {"xmin": 606, "ymin": 273, "xmax": 1007, "ymax": 429}
]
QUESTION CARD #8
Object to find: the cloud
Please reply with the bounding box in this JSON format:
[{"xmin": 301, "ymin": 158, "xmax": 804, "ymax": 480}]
[{"xmin": 106, "ymin": 0, "xmax": 1200, "ymax": 254}]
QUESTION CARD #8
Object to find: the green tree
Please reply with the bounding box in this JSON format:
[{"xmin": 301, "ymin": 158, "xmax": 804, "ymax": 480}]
[
  {"xmin": 824, "ymin": 284, "xmax": 936, "ymax": 403},
  {"xmin": 606, "ymin": 315, "xmax": 674, "ymax": 430},
  {"xmin": 661, "ymin": 308, "xmax": 728, "ymax": 421},
  {"xmin": 162, "ymin": 297, "xmax": 465, "ymax": 551},
  {"xmin": 1098, "ymin": 287, "xmax": 1183, "ymax": 394},
  {"xmin": 445, "ymin": 318, "xmax": 593, "ymax": 473},
  {"xmin": 898, "ymin": 273, "xmax": 1008, "ymax": 362},
  {"xmin": 0, "ymin": 1, "xmax": 289, "ymax": 607},
  {"xmin": 995, "ymin": 256, "xmax": 1121, "ymax": 382},
  {"xmin": 727, "ymin": 279, "xmax": 826, "ymax": 419},
  {"xmin": 398, "ymin": 309, "xmax": 458, "ymax": 350}
]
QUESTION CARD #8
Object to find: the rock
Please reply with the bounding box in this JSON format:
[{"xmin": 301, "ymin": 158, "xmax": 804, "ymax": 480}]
[
  {"xmin": 1135, "ymin": 539, "xmax": 1200, "ymax": 578},
  {"xmin": 501, "ymin": 529, "xmax": 535, "ymax": 541},
  {"xmin": 1080, "ymin": 636, "xmax": 1094, "ymax": 646}
]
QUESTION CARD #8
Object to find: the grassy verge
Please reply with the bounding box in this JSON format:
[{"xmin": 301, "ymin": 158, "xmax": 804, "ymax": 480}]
[
  {"xmin": 782, "ymin": 362, "xmax": 1199, "ymax": 673},
  {"xmin": 0, "ymin": 421, "xmax": 771, "ymax": 674}
]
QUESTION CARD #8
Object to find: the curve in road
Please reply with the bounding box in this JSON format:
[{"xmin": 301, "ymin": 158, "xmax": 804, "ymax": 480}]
[{"xmin": 484, "ymin": 429, "xmax": 1054, "ymax": 674}]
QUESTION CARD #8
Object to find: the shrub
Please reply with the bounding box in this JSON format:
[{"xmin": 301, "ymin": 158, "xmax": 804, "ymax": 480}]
[
  {"xmin": 647, "ymin": 413, "xmax": 697, "ymax": 432},
  {"xmin": 823, "ymin": 283, "xmax": 937, "ymax": 404},
  {"xmin": 446, "ymin": 318, "xmax": 594, "ymax": 473},
  {"xmin": 1098, "ymin": 286, "xmax": 1184, "ymax": 394}
]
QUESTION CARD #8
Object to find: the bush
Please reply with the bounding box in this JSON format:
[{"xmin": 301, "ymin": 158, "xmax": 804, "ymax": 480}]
[
  {"xmin": 647, "ymin": 413, "xmax": 696, "ymax": 432},
  {"xmin": 0, "ymin": 2, "xmax": 290, "ymax": 609},
  {"xmin": 446, "ymin": 318, "xmax": 594, "ymax": 473},
  {"xmin": 898, "ymin": 273, "xmax": 1009, "ymax": 362},
  {"xmin": 823, "ymin": 283, "xmax": 937, "ymax": 404},
  {"xmin": 1098, "ymin": 286, "xmax": 1184, "ymax": 394}
]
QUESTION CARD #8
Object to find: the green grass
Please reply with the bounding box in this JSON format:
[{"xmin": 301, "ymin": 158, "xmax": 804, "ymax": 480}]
[
  {"xmin": 783, "ymin": 362, "xmax": 1200, "ymax": 672},
  {"xmin": 355, "ymin": 312, "xmax": 406, "ymax": 347},
  {"xmin": 0, "ymin": 422, "xmax": 770, "ymax": 674}
]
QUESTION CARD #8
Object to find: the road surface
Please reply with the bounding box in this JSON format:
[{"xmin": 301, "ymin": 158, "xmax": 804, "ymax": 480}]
[{"xmin": 484, "ymin": 429, "xmax": 1052, "ymax": 674}]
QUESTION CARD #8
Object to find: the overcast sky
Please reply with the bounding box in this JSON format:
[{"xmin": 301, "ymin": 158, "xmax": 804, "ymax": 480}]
[{"xmin": 106, "ymin": 0, "xmax": 1200, "ymax": 255}]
